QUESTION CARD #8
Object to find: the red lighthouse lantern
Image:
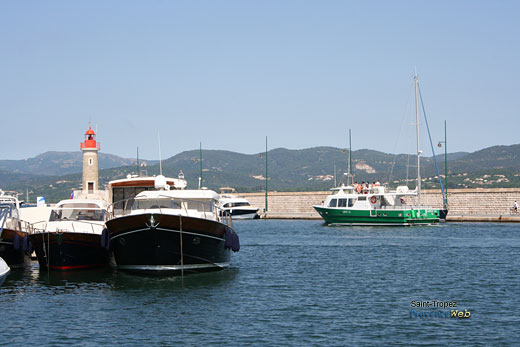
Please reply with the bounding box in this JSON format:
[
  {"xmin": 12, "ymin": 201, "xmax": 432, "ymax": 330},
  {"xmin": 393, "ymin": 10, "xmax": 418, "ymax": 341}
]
[{"xmin": 81, "ymin": 127, "xmax": 100, "ymax": 150}]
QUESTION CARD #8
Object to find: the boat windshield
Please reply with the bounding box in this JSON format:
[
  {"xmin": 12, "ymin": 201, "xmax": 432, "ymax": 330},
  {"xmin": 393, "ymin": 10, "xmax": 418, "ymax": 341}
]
[
  {"xmin": 328, "ymin": 198, "xmax": 355, "ymax": 208},
  {"xmin": 223, "ymin": 202, "xmax": 250, "ymax": 208},
  {"xmin": 0, "ymin": 203, "xmax": 18, "ymax": 218},
  {"xmin": 135, "ymin": 198, "xmax": 214, "ymax": 213},
  {"xmin": 50, "ymin": 204, "xmax": 105, "ymax": 222},
  {"xmin": 135, "ymin": 199, "xmax": 182, "ymax": 210}
]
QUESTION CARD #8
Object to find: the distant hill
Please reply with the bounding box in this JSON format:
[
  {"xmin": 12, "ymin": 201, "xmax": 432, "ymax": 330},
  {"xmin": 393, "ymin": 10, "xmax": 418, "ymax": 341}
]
[
  {"xmin": 1, "ymin": 145, "xmax": 519, "ymax": 203},
  {"xmin": 0, "ymin": 151, "xmax": 156, "ymax": 176},
  {"xmin": 439, "ymin": 145, "xmax": 520, "ymax": 173}
]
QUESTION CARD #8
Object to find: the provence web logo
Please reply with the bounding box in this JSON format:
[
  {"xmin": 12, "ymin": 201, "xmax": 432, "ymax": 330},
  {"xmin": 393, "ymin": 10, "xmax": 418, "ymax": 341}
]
[{"xmin": 409, "ymin": 300, "xmax": 471, "ymax": 319}]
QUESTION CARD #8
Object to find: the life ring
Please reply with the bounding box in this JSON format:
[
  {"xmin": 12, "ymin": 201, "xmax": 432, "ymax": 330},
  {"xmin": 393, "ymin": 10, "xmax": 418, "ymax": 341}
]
[{"xmin": 370, "ymin": 196, "xmax": 377, "ymax": 204}]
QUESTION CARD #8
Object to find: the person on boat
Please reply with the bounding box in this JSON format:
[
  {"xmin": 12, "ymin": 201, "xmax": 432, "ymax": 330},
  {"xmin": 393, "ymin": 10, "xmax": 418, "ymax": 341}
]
[
  {"xmin": 374, "ymin": 180, "xmax": 380, "ymax": 186},
  {"xmin": 355, "ymin": 182, "xmax": 362, "ymax": 194},
  {"xmin": 363, "ymin": 182, "xmax": 370, "ymax": 194},
  {"xmin": 514, "ymin": 201, "xmax": 518, "ymax": 212}
]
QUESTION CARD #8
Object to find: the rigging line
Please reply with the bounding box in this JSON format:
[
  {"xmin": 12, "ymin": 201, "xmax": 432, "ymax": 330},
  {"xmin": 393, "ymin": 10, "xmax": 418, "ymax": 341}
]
[
  {"xmin": 387, "ymin": 81, "xmax": 415, "ymax": 186},
  {"xmin": 406, "ymin": 154, "xmax": 410, "ymax": 186},
  {"xmin": 417, "ymin": 82, "xmax": 445, "ymax": 196}
]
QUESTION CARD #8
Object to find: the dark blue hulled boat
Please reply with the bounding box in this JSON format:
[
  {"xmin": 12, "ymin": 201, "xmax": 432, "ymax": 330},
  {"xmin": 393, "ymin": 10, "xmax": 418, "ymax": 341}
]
[{"xmin": 106, "ymin": 177, "xmax": 239, "ymax": 275}]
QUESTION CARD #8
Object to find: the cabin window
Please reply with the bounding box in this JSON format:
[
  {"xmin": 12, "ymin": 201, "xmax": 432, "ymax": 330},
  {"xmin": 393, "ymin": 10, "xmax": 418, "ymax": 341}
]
[
  {"xmin": 136, "ymin": 199, "xmax": 172, "ymax": 210},
  {"xmin": 187, "ymin": 200, "xmax": 214, "ymax": 212},
  {"xmin": 328, "ymin": 199, "xmax": 337, "ymax": 207},
  {"xmin": 338, "ymin": 199, "xmax": 348, "ymax": 207},
  {"xmin": 112, "ymin": 187, "xmax": 153, "ymax": 215},
  {"xmin": 348, "ymin": 199, "xmax": 355, "ymax": 207},
  {"xmin": 50, "ymin": 208, "xmax": 104, "ymax": 221},
  {"xmin": 358, "ymin": 196, "xmax": 367, "ymax": 201},
  {"xmin": 232, "ymin": 202, "xmax": 250, "ymax": 207},
  {"xmin": 223, "ymin": 203, "xmax": 230, "ymax": 208}
]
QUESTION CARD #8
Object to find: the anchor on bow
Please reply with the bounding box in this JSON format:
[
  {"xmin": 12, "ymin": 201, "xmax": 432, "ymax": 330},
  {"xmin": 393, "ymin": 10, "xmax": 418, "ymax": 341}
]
[{"xmin": 146, "ymin": 214, "xmax": 160, "ymax": 229}]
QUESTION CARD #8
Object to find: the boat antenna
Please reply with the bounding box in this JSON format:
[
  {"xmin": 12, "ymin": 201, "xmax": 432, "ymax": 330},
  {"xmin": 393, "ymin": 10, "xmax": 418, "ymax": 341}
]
[
  {"xmin": 158, "ymin": 132, "xmax": 163, "ymax": 176},
  {"xmin": 334, "ymin": 164, "xmax": 337, "ymax": 187},
  {"xmin": 136, "ymin": 147, "xmax": 140, "ymax": 177}
]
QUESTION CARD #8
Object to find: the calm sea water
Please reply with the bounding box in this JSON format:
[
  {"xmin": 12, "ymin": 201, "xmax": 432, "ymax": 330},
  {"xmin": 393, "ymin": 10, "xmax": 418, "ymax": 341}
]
[{"xmin": 1, "ymin": 221, "xmax": 520, "ymax": 346}]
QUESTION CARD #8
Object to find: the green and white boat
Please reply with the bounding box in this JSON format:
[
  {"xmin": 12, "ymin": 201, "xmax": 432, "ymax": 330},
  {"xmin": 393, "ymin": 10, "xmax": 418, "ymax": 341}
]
[
  {"xmin": 313, "ymin": 184, "xmax": 440, "ymax": 226},
  {"xmin": 314, "ymin": 74, "xmax": 441, "ymax": 226}
]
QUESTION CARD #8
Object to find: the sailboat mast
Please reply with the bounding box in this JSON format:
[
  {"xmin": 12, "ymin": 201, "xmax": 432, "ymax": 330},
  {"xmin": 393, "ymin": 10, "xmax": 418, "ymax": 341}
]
[
  {"xmin": 349, "ymin": 129, "xmax": 352, "ymax": 185},
  {"xmin": 414, "ymin": 74, "xmax": 421, "ymax": 202}
]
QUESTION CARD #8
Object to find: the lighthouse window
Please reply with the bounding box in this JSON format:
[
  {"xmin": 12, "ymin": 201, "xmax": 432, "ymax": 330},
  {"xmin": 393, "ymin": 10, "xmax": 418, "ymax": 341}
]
[{"xmin": 88, "ymin": 158, "xmax": 93, "ymax": 165}]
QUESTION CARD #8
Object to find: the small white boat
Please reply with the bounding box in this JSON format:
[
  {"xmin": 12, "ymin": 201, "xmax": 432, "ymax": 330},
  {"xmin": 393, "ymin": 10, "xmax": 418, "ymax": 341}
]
[
  {"xmin": 219, "ymin": 195, "xmax": 259, "ymax": 220},
  {"xmin": 0, "ymin": 257, "xmax": 10, "ymax": 286},
  {"xmin": 0, "ymin": 190, "xmax": 31, "ymax": 267},
  {"xmin": 29, "ymin": 199, "xmax": 110, "ymax": 271}
]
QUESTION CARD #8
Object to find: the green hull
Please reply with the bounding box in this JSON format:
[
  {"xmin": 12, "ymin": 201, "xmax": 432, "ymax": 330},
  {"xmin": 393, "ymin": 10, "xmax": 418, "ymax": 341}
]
[{"xmin": 313, "ymin": 206, "xmax": 440, "ymax": 226}]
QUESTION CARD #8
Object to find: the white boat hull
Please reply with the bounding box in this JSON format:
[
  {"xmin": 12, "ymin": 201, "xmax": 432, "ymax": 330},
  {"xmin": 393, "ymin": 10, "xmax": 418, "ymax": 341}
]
[
  {"xmin": 230, "ymin": 212, "xmax": 259, "ymax": 220},
  {"xmin": 0, "ymin": 257, "xmax": 10, "ymax": 286}
]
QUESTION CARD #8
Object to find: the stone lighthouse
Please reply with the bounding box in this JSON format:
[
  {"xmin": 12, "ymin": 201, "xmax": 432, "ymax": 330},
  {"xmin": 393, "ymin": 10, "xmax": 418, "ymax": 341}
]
[{"xmin": 80, "ymin": 126, "xmax": 100, "ymax": 195}]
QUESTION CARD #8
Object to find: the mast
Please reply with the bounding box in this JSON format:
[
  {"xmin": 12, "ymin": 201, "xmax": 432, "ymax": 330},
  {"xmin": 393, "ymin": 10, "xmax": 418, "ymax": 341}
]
[
  {"xmin": 199, "ymin": 142, "xmax": 203, "ymax": 189},
  {"xmin": 265, "ymin": 136, "xmax": 268, "ymax": 212},
  {"xmin": 414, "ymin": 74, "xmax": 421, "ymax": 202},
  {"xmin": 444, "ymin": 120, "xmax": 448, "ymax": 208},
  {"xmin": 158, "ymin": 133, "xmax": 163, "ymax": 176},
  {"xmin": 348, "ymin": 129, "xmax": 352, "ymax": 185}
]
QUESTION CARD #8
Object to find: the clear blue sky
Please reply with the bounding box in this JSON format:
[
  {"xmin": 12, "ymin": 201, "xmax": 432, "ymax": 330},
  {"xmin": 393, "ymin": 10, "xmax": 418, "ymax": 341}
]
[{"xmin": 1, "ymin": 1, "xmax": 518, "ymax": 160}]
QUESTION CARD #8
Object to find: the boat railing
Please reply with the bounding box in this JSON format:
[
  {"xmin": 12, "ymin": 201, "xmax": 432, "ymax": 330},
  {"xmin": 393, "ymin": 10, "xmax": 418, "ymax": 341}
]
[
  {"xmin": 28, "ymin": 219, "xmax": 105, "ymax": 235},
  {"xmin": 20, "ymin": 220, "xmax": 34, "ymax": 234},
  {"xmin": 378, "ymin": 205, "xmax": 435, "ymax": 210},
  {"xmin": 109, "ymin": 196, "xmax": 232, "ymax": 226}
]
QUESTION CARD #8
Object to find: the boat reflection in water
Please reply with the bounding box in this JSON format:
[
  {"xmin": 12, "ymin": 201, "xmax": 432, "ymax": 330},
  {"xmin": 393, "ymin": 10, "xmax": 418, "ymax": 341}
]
[{"xmin": 106, "ymin": 175, "xmax": 240, "ymax": 275}]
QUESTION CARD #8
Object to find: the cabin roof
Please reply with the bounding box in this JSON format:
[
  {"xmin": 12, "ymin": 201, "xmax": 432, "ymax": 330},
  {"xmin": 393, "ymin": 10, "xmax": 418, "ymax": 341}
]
[
  {"xmin": 55, "ymin": 199, "xmax": 108, "ymax": 209},
  {"xmin": 135, "ymin": 189, "xmax": 220, "ymax": 201}
]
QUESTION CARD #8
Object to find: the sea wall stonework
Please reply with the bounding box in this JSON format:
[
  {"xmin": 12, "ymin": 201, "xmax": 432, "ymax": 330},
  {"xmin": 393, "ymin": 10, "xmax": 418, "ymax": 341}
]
[{"xmin": 239, "ymin": 188, "xmax": 520, "ymax": 218}]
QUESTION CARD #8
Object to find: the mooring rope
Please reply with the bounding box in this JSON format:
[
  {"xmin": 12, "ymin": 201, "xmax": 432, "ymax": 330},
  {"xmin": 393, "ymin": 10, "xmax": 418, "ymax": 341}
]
[{"xmin": 179, "ymin": 214, "xmax": 184, "ymax": 278}]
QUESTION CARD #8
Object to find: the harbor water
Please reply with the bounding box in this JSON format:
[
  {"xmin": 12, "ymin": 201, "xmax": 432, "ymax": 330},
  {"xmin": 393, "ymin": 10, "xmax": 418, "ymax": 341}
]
[{"xmin": 1, "ymin": 220, "xmax": 519, "ymax": 345}]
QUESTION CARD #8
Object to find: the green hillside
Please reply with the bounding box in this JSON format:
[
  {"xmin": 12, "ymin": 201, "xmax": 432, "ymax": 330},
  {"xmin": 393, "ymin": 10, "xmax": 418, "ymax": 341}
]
[{"xmin": 1, "ymin": 144, "xmax": 519, "ymax": 203}]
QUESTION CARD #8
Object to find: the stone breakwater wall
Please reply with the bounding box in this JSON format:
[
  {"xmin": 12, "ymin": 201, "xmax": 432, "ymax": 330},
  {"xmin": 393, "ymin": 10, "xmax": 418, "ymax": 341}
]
[{"xmin": 238, "ymin": 188, "xmax": 520, "ymax": 219}]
